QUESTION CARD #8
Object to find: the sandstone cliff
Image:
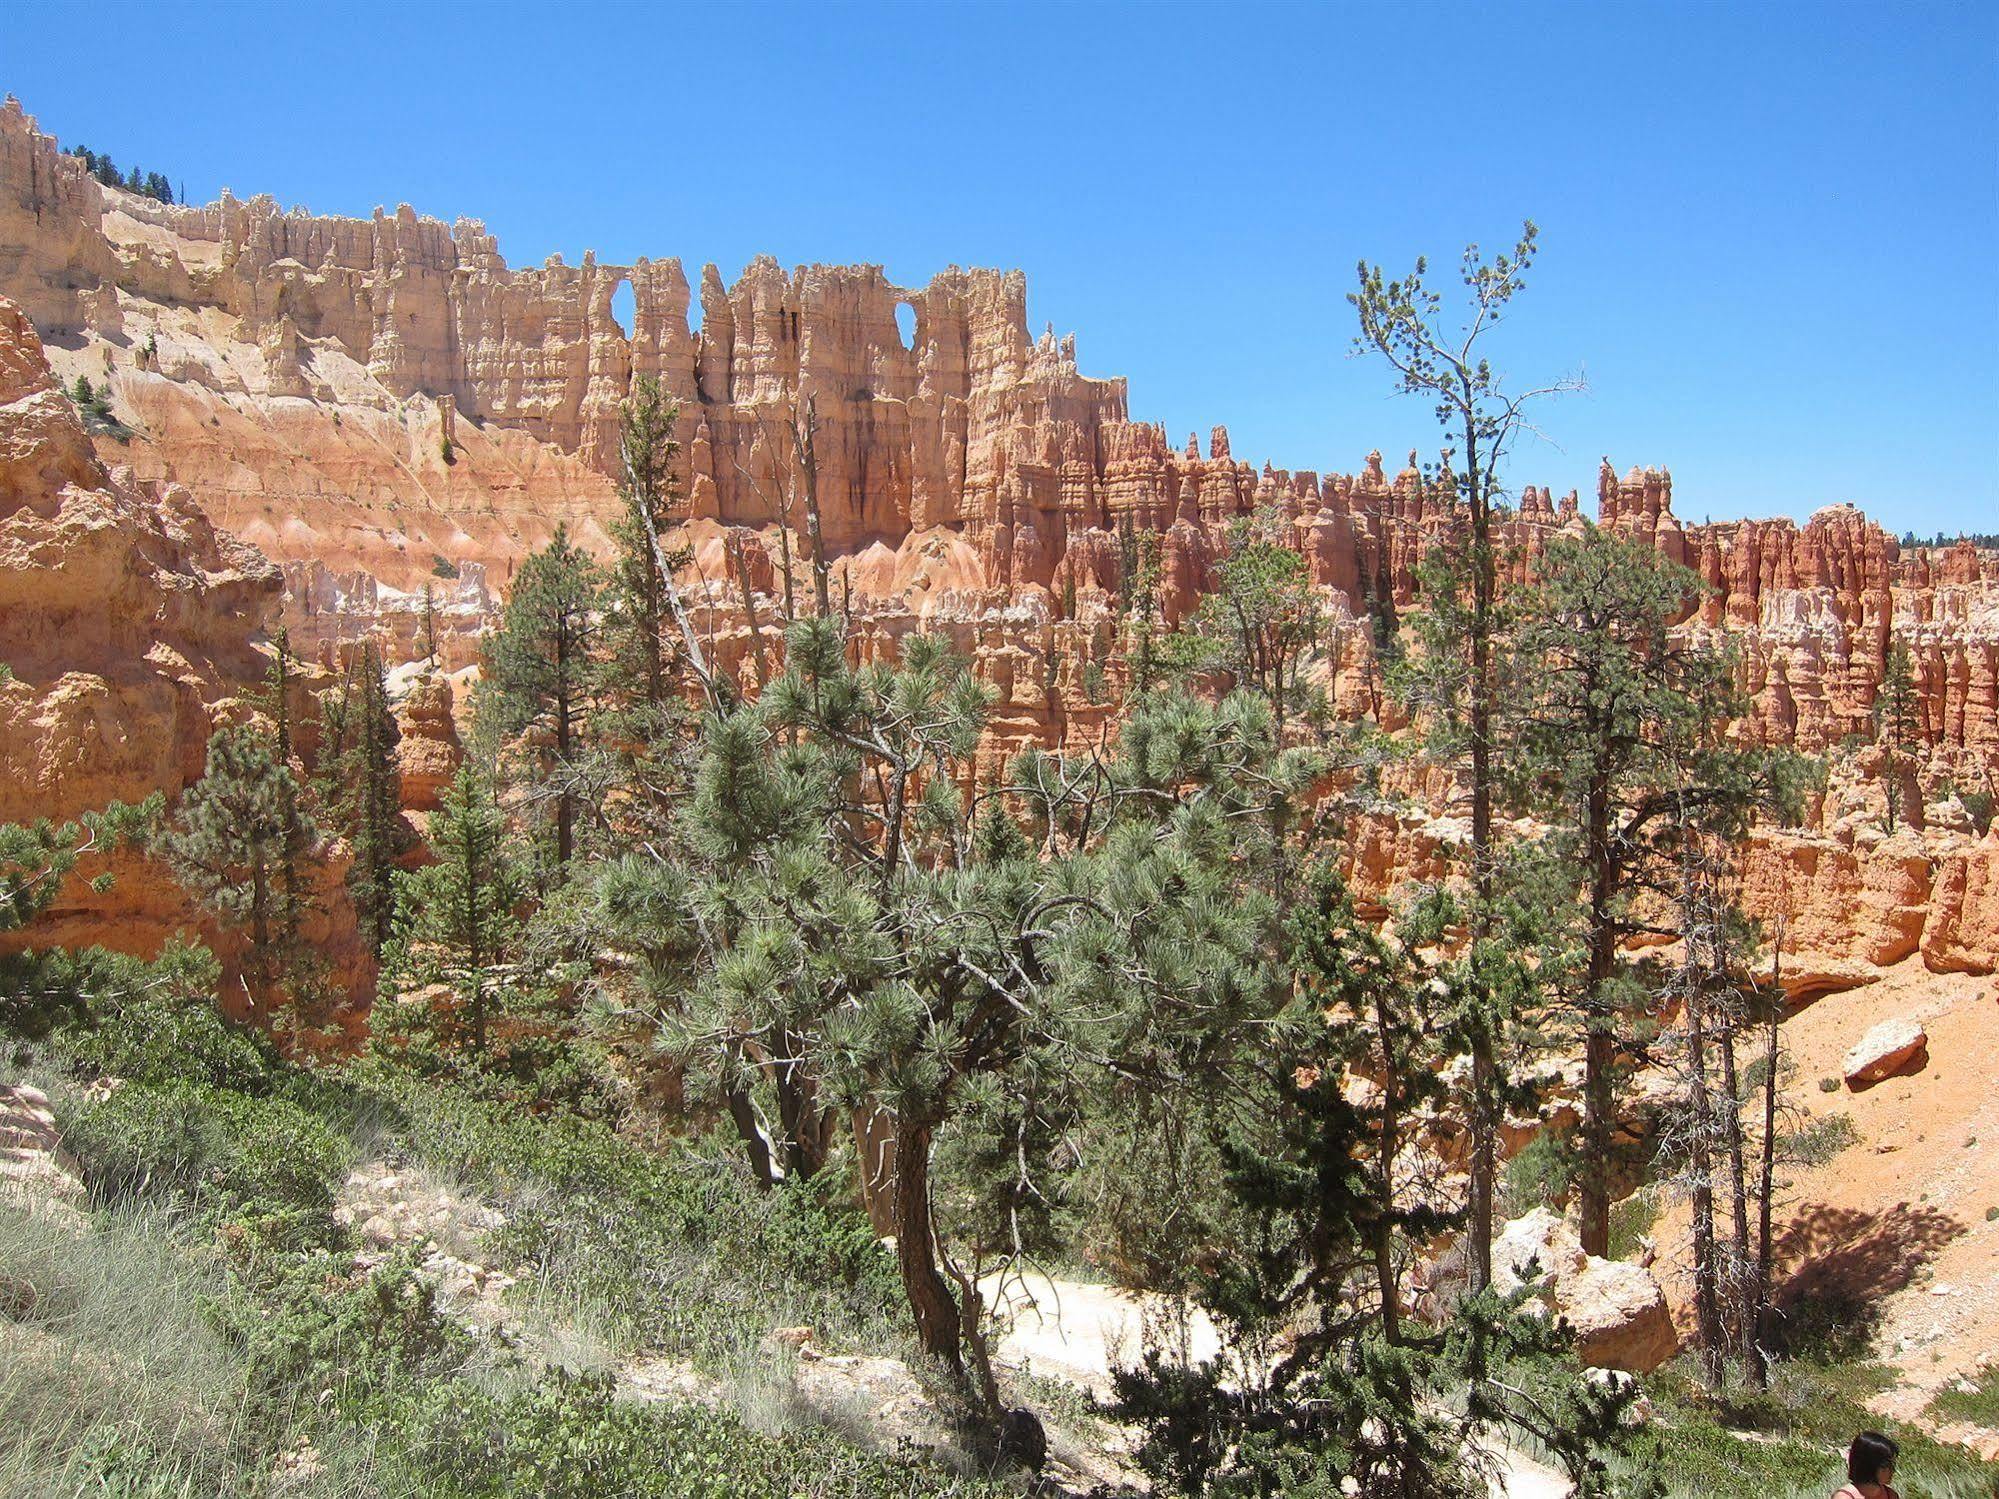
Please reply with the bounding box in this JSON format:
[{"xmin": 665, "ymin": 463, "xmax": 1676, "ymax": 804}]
[
  {"xmin": 1, "ymin": 93, "xmax": 1993, "ymax": 989},
  {"xmin": 0, "ymin": 291, "xmax": 369, "ymax": 1012}
]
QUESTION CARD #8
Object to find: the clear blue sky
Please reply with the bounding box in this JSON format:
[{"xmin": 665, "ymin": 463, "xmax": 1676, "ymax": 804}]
[{"xmin": 9, "ymin": 1, "xmax": 1996, "ymax": 534}]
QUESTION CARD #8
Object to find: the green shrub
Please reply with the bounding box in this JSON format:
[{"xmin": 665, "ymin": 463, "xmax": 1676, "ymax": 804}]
[
  {"xmin": 347, "ymin": 1370, "xmax": 1004, "ymax": 1498},
  {"xmin": 32, "ymin": 942, "xmax": 277, "ymax": 1091},
  {"xmin": 1784, "ymin": 1112, "xmax": 1859, "ymax": 1167},
  {"xmin": 1929, "ymin": 1365, "xmax": 1999, "ymax": 1427},
  {"xmin": 1962, "ymin": 788, "xmax": 1995, "ymax": 837},
  {"xmin": 62, "ymin": 1081, "xmax": 349, "ymax": 1234},
  {"xmin": 368, "ymin": 1072, "xmax": 901, "ymax": 1366},
  {"xmin": 1608, "ymin": 1192, "xmax": 1659, "ymax": 1261},
  {"xmin": 1500, "ymin": 1127, "xmax": 1578, "ymax": 1216}
]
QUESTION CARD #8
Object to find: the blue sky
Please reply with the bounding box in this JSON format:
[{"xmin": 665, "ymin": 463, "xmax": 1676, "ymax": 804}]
[{"xmin": 8, "ymin": 1, "xmax": 1995, "ymax": 534}]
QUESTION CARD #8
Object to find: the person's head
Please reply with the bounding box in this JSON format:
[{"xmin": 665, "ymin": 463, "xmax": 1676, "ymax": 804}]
[{"xmin": 1848, "ymin": 1430, "xmax": 1899, "ymax": 1487}]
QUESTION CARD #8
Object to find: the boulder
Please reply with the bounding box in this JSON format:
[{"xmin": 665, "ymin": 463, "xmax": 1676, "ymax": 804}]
[
  {"xmin": 1493, "ymin": 1208, "xmax": 1677, "ymax": 1374},
  {"xmin": 1843, "ymin": 1018, "xmax": 1929, "ymax": 1089},
  {"xmin": 0, "ymin": 1081, "xmax": 86, "ymax": 1232}
]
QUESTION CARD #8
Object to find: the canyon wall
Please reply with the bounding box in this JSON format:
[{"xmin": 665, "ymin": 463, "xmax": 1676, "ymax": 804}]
[
  {"xmin": 0, "ymin": 291, "xmax": 369, "ymax": 1010},
  {"xmin": 1, "ymin": 94, "xmax": 1994, "ymax": 988}
]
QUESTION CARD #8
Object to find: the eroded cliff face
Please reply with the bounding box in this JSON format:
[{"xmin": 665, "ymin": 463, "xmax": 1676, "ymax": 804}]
[
  {"xmin": 1, "ymin": 93, "xmax": 1994, "ymax": 988},
  {"xmin": 0, "ymin": 292, "xmax": 369, "ymax": 1011}
]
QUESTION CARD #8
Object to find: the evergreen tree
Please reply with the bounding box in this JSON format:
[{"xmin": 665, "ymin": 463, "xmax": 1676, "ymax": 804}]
[
  {"xmin": 317, "ymin": 642, "xmax": 411, "ymax": 960},
  {"xmin": 391, "ymin": 762, "xmax": 519, "ymax": 1056},
  {"xmin": 1874, "ymin": 637, "xmax": 1922, "ymax": 832},
  {"xmin": 0, "ymin": 820, "xmax": 86, "ymax": 934},
  {"xmin": 1106, "ymin": 865, "xmax": 1639, "ymax": 1498},
  {"xmin": 419, "ymin": 582, "xmax": 440, "ymax": 666},
  {"xmin": 602, "ymin": 376, "xmax": 688, "ymax": 717},
  {"xmin": 156, "ymin": 725, "xmax": 317, "ymax": 1014},
  {"xmin": 258, "ymin": 631, "xmax": 315, "ymax": 954},
  {"xmin": 618, "ymin": 617, "xmax": 1293, "ymax": 1442},
  {"xmin": 1508, "ymin": 527, "xmax": 1799, "ymax": 1258},
  {"xmin": 1352, "ymin": 223, "xmax": 1578, "ymax": 1289},
  {"xmin": 1165, "ymin": 507, "xmax": 1328, "ymax": 740},
  {"xmin": 483, "ymin": 526, "xmax": 604, "ymax": 866}
]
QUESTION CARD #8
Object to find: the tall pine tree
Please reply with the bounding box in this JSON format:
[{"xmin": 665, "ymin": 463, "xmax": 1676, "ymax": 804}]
[
  {"xmin": 157, "ymin": 725, "xmax": 317, "ymax": 1014},
  {"xmin": 391, "ymin": 762, "xmax": 519, "ymax": 1056},
  {"xmin": 483, "ymin": 526, "xmax": 604, "ymax": 866},
  {"xmin": 317, "ymin": 642, "xmax": 411, "ymax": 960}
]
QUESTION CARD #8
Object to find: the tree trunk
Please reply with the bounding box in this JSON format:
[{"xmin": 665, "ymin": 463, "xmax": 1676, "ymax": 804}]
[
  {"xmin": 1749, "ymin": 933, "xmax": 1784, "ymax": 1388},
  {"xmin": 1686, "ymin": 976, "xmax": 1727, "ymax": 1391},
  {"xmin": 890, "ymin": 1117, "xmax": 963, "ymax": 1370},
  {"xmin": 1718, "ymin": 1012, "xmax": 1753, "ymax": 1352},
  {"xmin": 1372, "ymin": 989, "xmax": 1405, "ymax": 1345},
  {"xmin": 726, "ymin": 1082, "xmax": 776, "ymax": 1188},
  {"xmin": 1579, "ymin": 764, "xmax": 1618, "ymax": 1260},
  {"xmin": 1465, "ymin": 425, "xmax": 1499, "ymax": 1294}
]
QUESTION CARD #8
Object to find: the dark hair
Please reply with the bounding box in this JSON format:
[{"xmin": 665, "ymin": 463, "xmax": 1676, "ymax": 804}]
[{"xmin": 1848, "ymin": 1430, "xmax": 1899, "ymax": 1484}]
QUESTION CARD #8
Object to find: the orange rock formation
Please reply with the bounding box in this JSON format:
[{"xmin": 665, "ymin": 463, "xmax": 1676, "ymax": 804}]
[{"xmin": 0, "ymin": 93, "xmax": 1993, "ymax": 992}]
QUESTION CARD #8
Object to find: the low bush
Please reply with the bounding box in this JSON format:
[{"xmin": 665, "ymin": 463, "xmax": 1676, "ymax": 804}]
[
  {"xmin": 368, "ymin": 1070, "xmax": 902, "ymax": 1366},
  {"xmin": 342, "ymin": 1372, "xmax": 1006, "ymax": 1498},
  {"xmin": 62, "ymin": 1080, "xmax": 350, "ymax": 1241}
]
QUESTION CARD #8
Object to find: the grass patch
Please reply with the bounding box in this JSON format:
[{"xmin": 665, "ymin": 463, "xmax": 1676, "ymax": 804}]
[
  {"xmin": 1626, "ymin": 1357, "xmax": 1999, "ymax": 1499},
  {"xmin": 366, "ymin": 1068, "xmax": 905, "ymax": 1369},
  {"xmin": 1929, "ymin": 1365, "xmax": 1999, "ymax": 1428}
]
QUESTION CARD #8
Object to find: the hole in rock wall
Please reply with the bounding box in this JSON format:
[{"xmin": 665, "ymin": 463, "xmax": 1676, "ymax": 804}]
[
  {"xmin": 894, "ymin": 301, "xmax": 916, "ymax": 352},
  {"xmin": 609, "ymin": 279, "xmax": 635, "ymax": 340}
]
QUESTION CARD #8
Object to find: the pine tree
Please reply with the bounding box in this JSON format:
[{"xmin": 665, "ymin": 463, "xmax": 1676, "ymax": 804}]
[
  {"xmin": 419, "ymin": 582, "xmax": 440, "ymax": 666},
  {"xmin": 392, "ymin": 763, "xmax": 519, "ymax": 1056},
  {"xmin": 1164, "ymin": 507, "xmax": 1327, "ymax": 740},
  {"xmin": 1507, "ymin": 527, "xmax": 1790, "ymax": 1258},
  {"xmin": 259, "ymin": 630, "xmax": 315, "ymax": 954},
  {"xmin": 483, "ymin": 526, "xmax": 604, "ymax": 866},
  {"xmin": 1352, "ymin": 223, "xmax": 1578, "ymax": 1289},
  {"xmin": 317, "ymin": 642, "xmax": 410, "ymax": 960},
  {"xmin": 1106, "ymin": 864, "xmax": 1640, "ymax": 1498},
  {"xmin": 1875, "ymin": 637, "xmax": 1922, "ymax": 832},
  {"xmin": 602, "ymin": 376, "xmax": 686, "ymax": 717},
  {"xmin": 156, "ymin": 725, "xmax": 317, "ymax": 1013}
]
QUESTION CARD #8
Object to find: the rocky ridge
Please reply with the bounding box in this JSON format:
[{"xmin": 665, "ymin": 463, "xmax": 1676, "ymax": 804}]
[{"xmin": 0, "ymin": 92, "xmax": 1994, "ymax": 998}]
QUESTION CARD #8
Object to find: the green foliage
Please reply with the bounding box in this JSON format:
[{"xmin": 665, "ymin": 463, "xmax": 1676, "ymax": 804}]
[
  {"xmin": 1875, "ymin": 638, "xmax": 1923, "ymax": 832},
  {"xmin": 16, "ymin": 940, "xmax": 276, "ymax": 1088},
  {"xmin": 1953, "ymin": 783, "xmax": 1994, "ymax": 836},
  {"xmin": 602, "ymin": 374, "xmax": 688, "ymax": 724},
  {"xmin": 0, "ymin": 1196, "xmax": 246, "ymax": 1494},
  {"xmin": 1781, "ymin": 1111, "xmax": 1858, "ymax": 1167},
  {"xmin": 1502, "ymin": 1127, "xmax": 1579, "ymax": 1216},
  {"xmin": 66, "ymin": 369, "xmax": 127, "ymax": 433},
  {"xmin": 155, "ymin": 723, "xmax": 319, "ymax": 1010},
  {"xmin": 63, "ymin": 1080, "xmax": 349, "ymax": 1238},
  {"xmin": 72, "ymin": 146, "xmax": 175, "ymax": 202},
  {"xmin": 1633, "ymin": 1359, "xmax": 1999, "ymax": 1498},
  {"xmin": 1929, "ymin": 1365, "xmax": 1999, "ymax": 1427},
  {"xmin": 1608, "ymin": 1193, "xmax": 1660, "ymax": 1261},
  {"xmin": 431, "ymin": 552, "xmax": 459, "ymax": 579},
  {"xmin": 370, "ymin": 1071, "xmax": 904, "ymax": 1365},
  {"xmin": 1162, "ymin": 507, "xmax": 1330, "ymax": 733},
  {"xmin": 316, "ymin": 642, "xmax": 412, "ymax": 958},
  {"xmin": 385, "ymin": 763, "xmax": 521, "ymax": 1059},
  {"xmin": 440, "ymin": 435, "xmax": 457, "ymax": 465},
  {"xmin": 0, "ymin": 817, "xmax": 85, "ymax": 934},
  {"xmin": 481, "ymin": 525, "xmax": 606, "ymax": 865},
  {"xmin": 355, "ymin": 1370, "xmax": 1005, "ymax": 1498}
]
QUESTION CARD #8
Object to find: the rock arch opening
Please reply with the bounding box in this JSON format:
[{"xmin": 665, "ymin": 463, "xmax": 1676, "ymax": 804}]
[
  {"xmin": 894, "ymin": 300, "xmax": 916, "ymax": 352},
  {"xmin": 609, "ymin": 278, "xmax": 635, "ymax": 339}
]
